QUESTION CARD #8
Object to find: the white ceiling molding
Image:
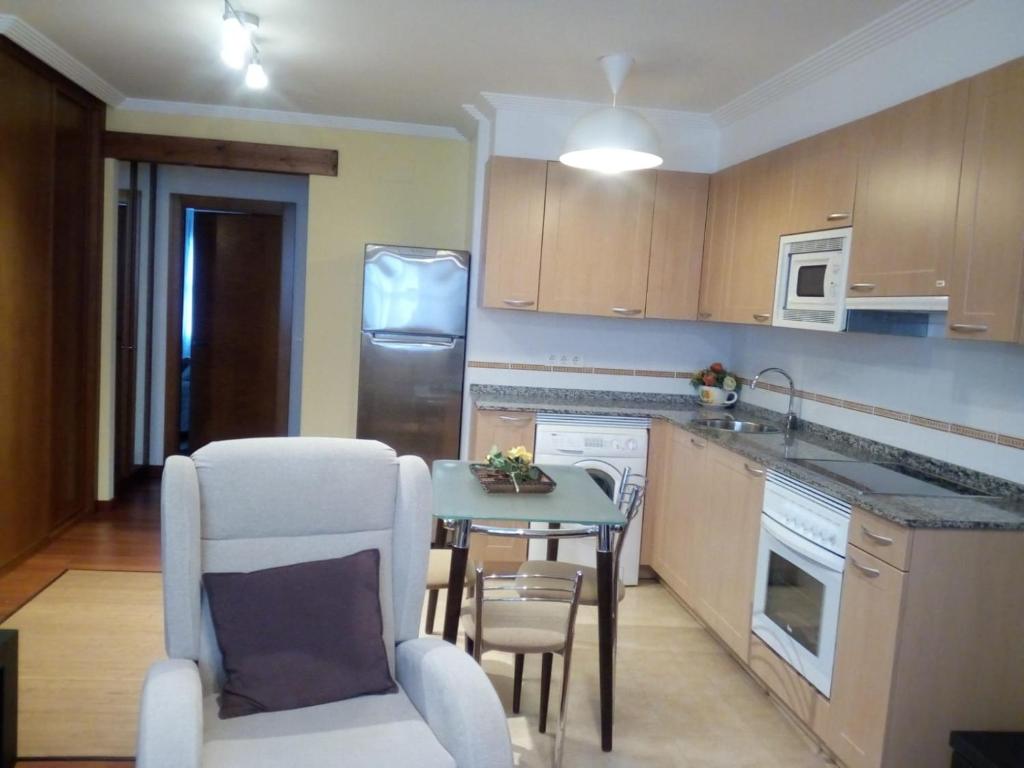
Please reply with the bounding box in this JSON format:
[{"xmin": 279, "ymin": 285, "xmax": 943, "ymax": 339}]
[
  {"xmin": 711, "ymin": 0, "xmax": 974, "ymax": 126},
  {"xmin": 481, "ymin": 91, "xmax": 716, "ymax": 132},
  {"xmin": 116, "ymin": 99, "xmax": 465, "ymax": 141},
  {"xmin": 0, "ymin": 14, "xmax": 125, "ymax": 105}
]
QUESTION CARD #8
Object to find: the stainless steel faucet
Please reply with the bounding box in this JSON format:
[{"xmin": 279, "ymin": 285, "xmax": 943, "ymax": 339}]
[{"xmin": 750, "ymin": 367, "xmax": 799, "ymax": 432}]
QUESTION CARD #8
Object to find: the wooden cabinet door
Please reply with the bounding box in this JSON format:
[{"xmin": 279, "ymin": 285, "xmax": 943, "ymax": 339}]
[
  {"xmin": 785, "ymin": 124, "xmax": 859, "ymax": 235},
  {"xmin": 827, "ymin": 547, "xmax": 906, "ymax": 768},
  {"xmin": 659, "ymin": 428, "xmax": 709, "ymax": 604},
  {"xmin": 698, "ymin": 446, "xmax": 765, "ymax": 659},
  {"xmin": 481, "ymin": 156, "xmax": 547, "ymax": 311},
  {"xmin": 948, "ymin": 59, "xmax": 1024, "ymax": 343},
  {"xmin": 539, "ymin": 163, "xmax": 656, "ymax": 318},
  {"xmin": 641, "ymin": 419, "xmax": 672, "ymax": 568},
  {"xmin": 848, "ymin": 82, "xmax": 969, "ymax": 298},
  {"xmin": 698, "ymin": 165, "xmax": 741, "ymax": 322},
  {"xmin": 466, "ymin": 409, "xmax": 536, "ymax": 566},
  {"xmin": 645, "ymin": 171, "xmax": 709, "ymax": 320}
]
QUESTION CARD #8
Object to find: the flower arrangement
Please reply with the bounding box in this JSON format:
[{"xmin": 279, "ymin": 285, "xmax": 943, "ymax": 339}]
[
  {"xmin": 691, "ymin": 361, "xmax": 739, "ymax": 392},
  {"xmin": 484, "ymin": 445, "xmax": 539, "ymax": 492}
]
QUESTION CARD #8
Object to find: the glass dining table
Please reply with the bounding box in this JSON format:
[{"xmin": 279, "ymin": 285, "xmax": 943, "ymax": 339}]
[{"xmin": 432, "ymin": 460, "xmax": 627, "ymax": 752}]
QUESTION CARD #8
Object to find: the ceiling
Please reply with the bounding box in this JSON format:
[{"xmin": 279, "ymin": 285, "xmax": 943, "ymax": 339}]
[{"xmin": 1, "ymin": 0, "xmax": 909, "ymax": 133}]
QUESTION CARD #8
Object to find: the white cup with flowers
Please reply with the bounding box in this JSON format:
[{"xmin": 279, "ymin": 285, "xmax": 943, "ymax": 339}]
[{"xmin": 691, "ymin": 362, "xmax": 740, "ymax": 408}]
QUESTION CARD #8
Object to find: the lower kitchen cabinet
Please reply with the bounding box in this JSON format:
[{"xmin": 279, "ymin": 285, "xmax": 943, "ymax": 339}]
[{"xmin": 466, "ymin": 409, "xmax": 534, "ymax": 566}]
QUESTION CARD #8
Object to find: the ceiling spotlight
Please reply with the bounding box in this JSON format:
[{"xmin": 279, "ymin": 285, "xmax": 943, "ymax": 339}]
[
  {"xmin": 221, "ymin": 2, "xmax": 259, "ymax": 70},
  {"xmin": 245, "ymin": 57, "xmax": 269, "ymax": 90}
]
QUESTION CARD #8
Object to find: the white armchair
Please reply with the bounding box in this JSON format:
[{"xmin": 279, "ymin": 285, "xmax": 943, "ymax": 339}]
[{"xmin": 137, "ymin": 437, "xmax": 512, "ymax": 768}]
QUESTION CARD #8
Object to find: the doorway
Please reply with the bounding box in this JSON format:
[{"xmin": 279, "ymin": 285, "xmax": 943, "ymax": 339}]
[{"xmin": 165, "ymin": 195, "xmax": 293, "ymax": 455}]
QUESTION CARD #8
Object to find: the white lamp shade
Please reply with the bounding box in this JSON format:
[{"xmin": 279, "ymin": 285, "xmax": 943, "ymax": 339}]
[
  {"xmin": 221, "ymin": 15, "xmax": 250, "ymax": 70},
  {"xmin": 245, "ymin": 61, "xmax": 269, "ymax": 89},
  {"xmin": 560, "ymin": 107, "xmax": 663, "ymax": 174}
]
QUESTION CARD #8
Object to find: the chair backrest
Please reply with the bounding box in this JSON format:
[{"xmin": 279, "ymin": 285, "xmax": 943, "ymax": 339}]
[
  {"xmin": 160, "ymin": 437, "xmax": 432, "ymax": 692},
  {"xmin": 473, "ymin": 567, "xmax": 583, "ymax": 661},
  {"xmin": 614, "ymin": 478, "xmax": 646, "ymax": 565}
]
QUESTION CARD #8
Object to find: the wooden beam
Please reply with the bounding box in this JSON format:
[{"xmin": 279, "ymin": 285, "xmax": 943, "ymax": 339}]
[{"xmin": 102, "ymin": 131, "xmax": 338, "ymax": 177}]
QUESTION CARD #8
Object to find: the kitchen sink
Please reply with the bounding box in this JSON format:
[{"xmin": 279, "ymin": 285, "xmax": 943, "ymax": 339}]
[{"xmin": 691, "ymin": 418, "xmax": 781, "ymax": 434}]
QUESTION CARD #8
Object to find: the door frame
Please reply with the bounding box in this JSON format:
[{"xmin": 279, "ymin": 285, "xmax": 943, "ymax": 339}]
[{"xmin": 164, "ymin": 194, "xmax": 293, "ymax": 459}]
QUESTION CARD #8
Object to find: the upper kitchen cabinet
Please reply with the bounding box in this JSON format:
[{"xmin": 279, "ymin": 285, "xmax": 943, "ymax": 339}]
[
  {"xmin": 480, "ymin": 156, "xmax": 548, "ymax": 311},
  {"xmin": 645, "ymin": 171, "xmax": 710, "ymax": 320},
  {"xmin": 948, "ymin": 58, "xmax": 1024, "ymax": 343},
  {"xmin": 783, "ymin": 123, "xmax": 859, "ymax": 235},
  {"xmin": 847, "ymin": 82, "xmax": 969, "ymax": 298},
  {"xmin": 539, "ymin": 162, "xmax": 656, "ymax": 318},
  {"xmin": 698, "ymin": 164, "xmax": 740, "ymax": 322}
]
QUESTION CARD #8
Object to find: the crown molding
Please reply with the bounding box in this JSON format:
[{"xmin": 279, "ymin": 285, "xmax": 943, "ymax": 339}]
[
  {"xmin": 0, "ymin": 14, "xmax": 125, "ymax": 104},
  {"xmin": 116, "ymin": 99, "xmax": 466, "ymax": 141},
  {"xmin": 711, "ymin": 0, "xmax": 974, "ymax": 126}
]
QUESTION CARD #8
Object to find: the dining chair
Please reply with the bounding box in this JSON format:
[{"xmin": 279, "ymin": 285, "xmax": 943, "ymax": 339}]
[
  {"xmin": 461, "ymin": 566, "xmax": 584, "ymax": 768},
  {"xmin": 425, "ymin": 547, "xmax": 452, "ymax": 634}
]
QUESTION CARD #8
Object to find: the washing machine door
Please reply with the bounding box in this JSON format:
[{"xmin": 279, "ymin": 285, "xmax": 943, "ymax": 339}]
[{"xmin": 572, "ymin": 459, "xmax": 623, "ymax": 502}]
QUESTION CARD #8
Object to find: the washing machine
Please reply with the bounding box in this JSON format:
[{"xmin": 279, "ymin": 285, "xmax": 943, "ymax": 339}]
[{"xmin": 529, "ymin": 414, "xmax": 649, "ymax": 585}]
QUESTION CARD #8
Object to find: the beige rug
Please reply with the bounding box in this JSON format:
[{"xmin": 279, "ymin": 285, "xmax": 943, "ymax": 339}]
[{"xmin": 0, "ymin": 569, "xmax": 165, "ymax": 757}]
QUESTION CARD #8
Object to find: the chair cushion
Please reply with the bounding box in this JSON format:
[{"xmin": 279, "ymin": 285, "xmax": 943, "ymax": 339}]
[
  {"xmin": 202, "ymin": 687, "xmax": 456, "ymax": 768},
  {"xmin": 203, "ymin": 550, "xmax": 396, "ymax": 718},
  {"xmin": 516, "ymin": 559, "xmax": 625, "ymax": 605},
  {"xmin": 461, "ymin": 598, "xmax": 570, "ymax": 654},
  {"xmin": 426, "ymin": 549, "xmax": 452, "ymax": 589}
]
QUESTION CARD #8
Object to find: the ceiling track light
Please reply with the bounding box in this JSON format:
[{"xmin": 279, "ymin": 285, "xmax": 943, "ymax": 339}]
[
  {"xmin": 560, "ymin": 53, "xmax": 663, "ymax": 174},
  {"xmin": 221, "ymin": 0, "xmax": 268, "ymax": 89}
]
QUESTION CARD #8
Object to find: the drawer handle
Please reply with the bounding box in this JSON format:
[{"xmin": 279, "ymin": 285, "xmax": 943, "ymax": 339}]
[
  {"xmin": 850, "ymin": 557, "xmax": 881, "ymax": 578},
  {"xmin": 690, "ymin": 438, "xmax": 706, "ymax": 449},
  {"xmin": 611, "ymin": 307, "xmax": 642, "ymax": 316},
  {"xmin": 826, "ymin": 212, "xmax": 851, "ymax": 221},
  {"xmin": 502, "ymin": 298, "xmax": 535, "ymax": 307},
  {"xmin": 949, "ymin": 323, "xmax": 988, "ymax": 334},
  {"xmin": 752, "ymin": 313, "xmax": 771, "ymax": 322},
  {"xmin": 744, "ymin": 463, "xmax": 765, "ymax": 477},
  {"xmin": 498, "ymin": 415, "xmax": 530, "ymax": 423},
  {"xmin": 697, "ymin": 312, "xmax": 713, "ymax": 320},
  {"xmin": 849, "ymin": 283, "xmax": 877, "ymax": 292},
  {"xmin": 861, "ymin": 525, "xmax": 894, "ymax": 546}
]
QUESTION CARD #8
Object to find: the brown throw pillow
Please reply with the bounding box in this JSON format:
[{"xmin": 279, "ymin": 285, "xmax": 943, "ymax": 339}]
[{"xmin": 203, "ymin": 549, "xmax": 397, "ymax": 718}]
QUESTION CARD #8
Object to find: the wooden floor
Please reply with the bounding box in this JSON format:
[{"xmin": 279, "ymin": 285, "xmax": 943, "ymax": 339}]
[{"xmin": 1, "ymin": 478, "xmax": 160, "ymax": 768}]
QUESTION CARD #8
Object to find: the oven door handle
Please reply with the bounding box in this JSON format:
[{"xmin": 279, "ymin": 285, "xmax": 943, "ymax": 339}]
[{"xmin": 761, "ymin": 515, "xmax": 846, "ymax": 574}]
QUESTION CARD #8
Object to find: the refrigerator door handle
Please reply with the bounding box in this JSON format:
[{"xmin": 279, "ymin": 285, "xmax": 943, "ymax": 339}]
[{"xmin": 368, "ymin": 333, "xmax": 457, "ymax": 350}]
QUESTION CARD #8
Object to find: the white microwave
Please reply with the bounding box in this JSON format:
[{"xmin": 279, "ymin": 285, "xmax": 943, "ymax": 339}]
[{"xmin": 773, "ymin": 228, "xmax": 852, "ymax": 332}]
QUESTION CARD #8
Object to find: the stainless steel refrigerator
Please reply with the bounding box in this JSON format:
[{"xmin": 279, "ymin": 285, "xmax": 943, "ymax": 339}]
[{"xmin": 356, "ymin": 244, "xmax": 469, "ymax": 466}]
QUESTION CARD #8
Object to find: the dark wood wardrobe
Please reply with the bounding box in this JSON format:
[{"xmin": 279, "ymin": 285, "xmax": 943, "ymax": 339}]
[{"xmin": 0, "ymin": 39, "xmax": 104, "ymax": 568}]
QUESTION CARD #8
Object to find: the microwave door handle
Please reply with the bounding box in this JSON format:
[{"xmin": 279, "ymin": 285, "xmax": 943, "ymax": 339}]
[{"xmin": 761, "ymin": 515, "xmax": 845, "ymax": 574}]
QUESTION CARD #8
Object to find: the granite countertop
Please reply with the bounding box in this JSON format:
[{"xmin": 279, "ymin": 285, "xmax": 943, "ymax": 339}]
[{"xmin": 471, "ymin": 385, "xmax": 1024, "ymax": 531}]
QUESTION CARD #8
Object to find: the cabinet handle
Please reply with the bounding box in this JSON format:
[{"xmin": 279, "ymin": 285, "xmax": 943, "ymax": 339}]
[
  {"xmin": 498, "ymin": 415, "xmax": 530, "ymax": 423},
  {"xmin": 826, "ymin": 212, "xmax": 851, "ymax": 221},
  {"xmin": 690, "ymin": 438, "xmax": 706, "ymax": 449},
  {"xmin": 752, "ymin": 313, "xmax": 771, "ymax": 322},
  {"xmin": 861, "ymin": 525, "xmax": 894, "ymax": 546},
  {"xmin": 697, "ymin": 312, "xmax": 713, "ymax": 320},
  {"xmin": 850, "ymin": 557, "xmax": 881, "ymax": 579},
  {"xmin": 744, "ymin": 463, "xmax": 765, "ymax": 477},
  {"xmin": 849, "ymin": 283, "xmax": 877, "ymax": 292},
  {"xmin": 611, "ymin": 307, "xmax": 642, "ymax": 316},
  {"xmin": 502, "ymin": 298, "xmax": 535, "ymax": 307},
  {"xmin": 949, "ymin": 323, "xmax": 988, "ymax": 334}
]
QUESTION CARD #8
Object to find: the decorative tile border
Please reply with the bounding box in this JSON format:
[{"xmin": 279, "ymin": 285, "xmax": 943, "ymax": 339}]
[{"xmin": 466, "ymin": 359, "xmax": 1024, "ymax": 452}]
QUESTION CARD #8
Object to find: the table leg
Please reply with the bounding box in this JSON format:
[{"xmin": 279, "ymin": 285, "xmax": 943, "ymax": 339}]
[
  {"xmin": 596, "ymin": 525, "xmax": 615, "ymax": 752},
  {"xmin": 442, "ymin": 520, "xmax": 470, "ymax": 644},
  {"xmin": 546, "ymin": 522, "xmax": 561, "ymax": 560}
]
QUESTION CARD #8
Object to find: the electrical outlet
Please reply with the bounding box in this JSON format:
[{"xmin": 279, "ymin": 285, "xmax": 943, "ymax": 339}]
[
  {"xmin": 570, "ymin": 354, "xmax": 585, "ymax": 365},
  {"xmin": 547, "ymin": 354, "xmax": 558, "ymax": 363}
]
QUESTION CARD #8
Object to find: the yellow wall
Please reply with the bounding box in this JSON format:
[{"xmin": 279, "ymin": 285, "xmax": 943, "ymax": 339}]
[{"xmin": 104, "ymin": 110, "xmax": 472, "ymax": 444}]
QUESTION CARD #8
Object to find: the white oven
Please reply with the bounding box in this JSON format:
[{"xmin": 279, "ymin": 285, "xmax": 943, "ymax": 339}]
[
  {"xmin": 752, "ymin": 471, "xmax": 851, "ymax": 697},
  {"xmin": 773, "ymin": 227, "xmax": 852, "ymax": 332}
]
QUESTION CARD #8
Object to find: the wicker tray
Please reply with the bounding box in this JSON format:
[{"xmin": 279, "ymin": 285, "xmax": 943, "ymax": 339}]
[{"xmin": 469, "ymin": 463, "xmax": 557, "ymax": 494}]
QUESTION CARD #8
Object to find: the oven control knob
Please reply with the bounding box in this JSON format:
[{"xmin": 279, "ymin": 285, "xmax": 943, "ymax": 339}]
[{"xmin": 612, "ymin": 440, "xmax": 622, "ymax": 450}]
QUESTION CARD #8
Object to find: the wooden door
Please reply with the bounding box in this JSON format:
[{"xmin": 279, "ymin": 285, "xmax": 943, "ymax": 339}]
[
  {"xmin": 0, "ymin": 47, "xmax": 56, "ymax": 564},
  {"xmin": 657, "ymin": 427, "xmax": 708, "ymax": 604},
  {"xmin": 645, "ymin": 171, "xmax": 709, "ymax": 320},
  {"xmin": 467, "ymin": 409, "xmax": 535, "ymax": 566},
  {"xmin": 698, "ymin": 165, "xmax": 740, "ymax": 322},
  {"xmin": 539, "ymin": 163, "xmax": 656, "ymax": 318},
  {"xmin": 640, "ymin": 419, "xmax": 672, "ymax": 567},
  {"xmin": 785, "ymin": 124, "xmax": 859, "ymax": 235},
  {"xmin": 827, "ymin": 547, "xmax": 906, "ymax": 768},
  {"xmin": 948, "ymin": 58, "xmax": 1024, "ymax": 343},
  {"xmin": 848, "ymin": 82, "xmax": 969, "ymax": 297},
  {"xmin": 481, "ymin": 156, "xmax": 547, "ymax": 311},
  {"xmin": 699, "ymin": 446, "xmax": 765, "ymax": 660},
  {"xmin": 188, "ymin": 211, "xmax": 289, "ymax": 451},
  {"xmin": 114, "ymin": 198, "xmax": 139, "ymax": 487}
]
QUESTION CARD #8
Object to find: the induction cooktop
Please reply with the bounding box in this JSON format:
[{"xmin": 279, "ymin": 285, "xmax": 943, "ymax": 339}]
[{"xmin": 789, "ymin": 459, "xmax": 993, "ymax": 497}]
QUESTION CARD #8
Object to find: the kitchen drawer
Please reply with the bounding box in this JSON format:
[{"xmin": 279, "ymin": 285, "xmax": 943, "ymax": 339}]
[{"xmin": 850, "ymin": 508, "xmax": 913, "ymax": 571}]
